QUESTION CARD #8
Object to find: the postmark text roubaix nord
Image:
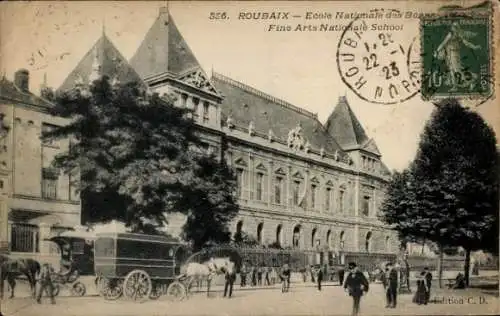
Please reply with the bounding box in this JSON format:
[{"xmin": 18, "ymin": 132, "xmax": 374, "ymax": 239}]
[
  {"xmin": 420, "ymin": 5, "xmax": 494, "ymax": 102},
  {"xmin": 336, "ymin": 9, "xmax": 420, "ymax": 105}
]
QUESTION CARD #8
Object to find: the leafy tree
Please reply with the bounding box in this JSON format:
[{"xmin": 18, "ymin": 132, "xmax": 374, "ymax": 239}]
[
  {"xmin": 43, "ymin": 77, "xmax": 239, "ymax": 247},
  {"xmin": 381, "ymin": 99, "xmax": 498, "ymax": 287}
]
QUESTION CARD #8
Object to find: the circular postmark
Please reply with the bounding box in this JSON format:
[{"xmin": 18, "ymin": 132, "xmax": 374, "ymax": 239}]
[{"xmin": 337, "ymin": 15, "xmax": 419, "ymax": 105}]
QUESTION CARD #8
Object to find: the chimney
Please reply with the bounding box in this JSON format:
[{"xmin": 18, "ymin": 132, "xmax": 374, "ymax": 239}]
[{"xmin": 14, "ymin": 69, "xmax": 30, "ymax": 92}]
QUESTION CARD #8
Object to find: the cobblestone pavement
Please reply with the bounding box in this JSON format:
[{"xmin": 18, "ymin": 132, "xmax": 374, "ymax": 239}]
[{"xmin": 2, "ymin": 280, "xmax": 498, "ymax": 316}]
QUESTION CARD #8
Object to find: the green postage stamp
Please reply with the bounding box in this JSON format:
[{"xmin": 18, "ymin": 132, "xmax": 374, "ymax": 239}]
[{"xmin": 420, "ymin": 9, "xmax": 494, "ymax": 100}]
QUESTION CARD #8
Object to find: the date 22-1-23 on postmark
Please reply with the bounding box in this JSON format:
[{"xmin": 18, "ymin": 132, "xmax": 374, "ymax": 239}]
[{"xmin": 420, "ymin": 9, "xmax": 494, "ymax": 101}]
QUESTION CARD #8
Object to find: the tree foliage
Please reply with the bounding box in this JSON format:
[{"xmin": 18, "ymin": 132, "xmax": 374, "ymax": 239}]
[
  {"xmin": 43, "ymin": 77, "xmax": 239, "ymax": 247},
  {"xmin": 380, "ymin": 99, "xmax": 499, "ymax": 285}
]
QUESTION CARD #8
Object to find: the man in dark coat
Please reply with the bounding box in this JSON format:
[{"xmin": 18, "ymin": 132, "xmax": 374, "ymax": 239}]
[
  {"xmin": 423, "ymin": 267, "xmax": 433, "ymax": 304},
  {"xmin": 223, "ymin": 261, "xmax": 236, "ymax": 298},
  {"xmin": 382, "ymin": 262, "xmax": 399, "ymax": 308},
  {"xmin": 344, "ymin": 262, "xmax": 369, "ymax": 316},
  {"xmin": 316, "ymin": 265, "xmax": 324, "ymax": 291}
]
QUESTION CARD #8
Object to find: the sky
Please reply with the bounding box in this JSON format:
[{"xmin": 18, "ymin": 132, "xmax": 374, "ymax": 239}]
[{"xmin": 1, "ymin": 1, "xmax": 498, "ymax": 171}]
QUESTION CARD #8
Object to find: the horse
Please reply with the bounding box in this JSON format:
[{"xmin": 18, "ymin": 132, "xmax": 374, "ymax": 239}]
[
  {"xmin": 179, "ymin": 257, "xmax": 232, "ymax": 297},
  {"xmin": 0, "ymin": 255, "xmax": 40, "ymax": 299}
]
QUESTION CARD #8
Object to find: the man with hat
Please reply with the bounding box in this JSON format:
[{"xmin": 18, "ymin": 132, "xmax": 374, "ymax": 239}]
[
  {"xmin": 382, "ymin": 262, "xmax": 399, "ymax": 308},
  {"xmin": 343, "ymin": 262, "xmax": 369, "ymax": 316}
]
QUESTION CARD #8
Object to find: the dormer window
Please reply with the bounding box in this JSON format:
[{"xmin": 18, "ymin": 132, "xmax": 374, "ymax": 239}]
[
  {"xmin": 203, "ymin": 101, "xmax": 209, "ymax": 124},
  {"xmin": 192, "ymin": 97, "xmax": 199, "ymax": 120}
]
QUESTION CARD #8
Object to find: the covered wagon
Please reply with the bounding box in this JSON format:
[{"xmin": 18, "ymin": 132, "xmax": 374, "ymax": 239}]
[{"xmin": 94, "ymin": 232, "xmax": 190, "ymax": 301}]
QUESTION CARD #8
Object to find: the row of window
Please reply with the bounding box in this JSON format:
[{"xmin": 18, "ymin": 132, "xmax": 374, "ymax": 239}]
[
  {"xmin": 179, "ymin": 94, "xmax": 210, "ymax": 124},
  {"xmin": 236, "ymin": 170, "xmax": 363, "ymax": 213}
]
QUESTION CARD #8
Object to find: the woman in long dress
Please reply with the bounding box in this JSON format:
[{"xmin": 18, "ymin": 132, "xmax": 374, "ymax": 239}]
[{"xmin": 413, "ymin": 272, "xmax": 427, "ymax": 305}]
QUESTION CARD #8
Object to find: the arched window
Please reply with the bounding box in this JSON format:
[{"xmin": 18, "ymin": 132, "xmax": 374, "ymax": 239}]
[
  {"xmin": 339, "ymin": 231, "xmax": 345, "ymax": 250},
  {"xmin": 292, "ymin": 225, "xmax": 301, "ymax": 248},
  {"xmin": 257, "ymin": 223, "xmax": 264, "ymax": 245},
  {"xmin": 385, "ymin": 236, "xmax": 390, "ymax": 252},
  {"xmin": 234, "ymin": 220, "xmax": 243, "ymax": 242},
  {"xmin": 311, "ymin": 228, "xmax": 317, "ymax": 248},
  {"xmin": 365, "ymin": 232, "xmax": 372, "ymax": 253},
  {"xmin": 275, "ymin": 224, "xmax": 282, "ymax": 246},
  {"xmin": 326, "ymin": 230, "xmax": 332, "ymax": 249}
]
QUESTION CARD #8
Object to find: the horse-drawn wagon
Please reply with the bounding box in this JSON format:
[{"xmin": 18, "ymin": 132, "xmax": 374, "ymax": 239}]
[
  {"xmin": 45, "ymin": 230, "xmax": 96, "ymax": 297},
  {"xmin": 94, "ymin": 232, "xmax": 191, "ymax": 301}
]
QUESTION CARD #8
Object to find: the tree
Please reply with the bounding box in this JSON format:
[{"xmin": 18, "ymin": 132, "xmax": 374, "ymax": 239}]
[
  {"xmin": 381, "ymin": 99, "xmax": 498, "ymax": 287},
  {"xmin": 43, "ymin": 77, "xmax": 239, "ymax": 247}
]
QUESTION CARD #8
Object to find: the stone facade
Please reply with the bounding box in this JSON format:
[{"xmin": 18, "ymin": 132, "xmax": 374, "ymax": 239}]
[{"xmin": 0, "ymin": 71, "xmax": 80, "ymax": 255}]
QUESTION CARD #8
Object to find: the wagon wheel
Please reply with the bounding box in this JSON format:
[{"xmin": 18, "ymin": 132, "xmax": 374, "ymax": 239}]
[
  {"xmin": 166, "ymin": 281, "xmax": 186, "ymax": 301},
  {"xmin": 99, "ymin": 278, "xmax": 123, "ymax": 301},
  {"xmin": 123, "ymin": 269, "xmax": 152, "ymax": 302},
  {"xmin": 70, "ymin": 282, "xmax": 86, "ymax": 297}
]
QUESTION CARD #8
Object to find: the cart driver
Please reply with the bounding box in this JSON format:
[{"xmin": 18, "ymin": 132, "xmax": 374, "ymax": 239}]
[{"xmin": 60, "ymin": 242, "xmax": 73, "ymax": 274}]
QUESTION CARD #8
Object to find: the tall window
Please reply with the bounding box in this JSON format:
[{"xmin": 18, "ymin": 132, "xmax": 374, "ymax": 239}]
[
  {"xmin": 42, "ymin": 168, "xmax": 58, "ymax": 199},
  {"xmin": 10, "ymin": 223, "xmax": 39, "ymax": 253},
  {"xmin": 192, "ymin": 97, "xmax": 199, "ymax": 120},
  {"xmin": 310, "ymin": 184, "xmax": 317, "ymax": 209},
  {"xmin": 339, "ymin": 231, "xmax": 345, "ymax": 250},
  {"xmin": 339, "ymin": 190, "xmax": 345, "ymax": 213},
  {"xmin": 236, "ymin": 169, "xmax": 244, "ymax": 197},
  {"xmin": 255, "ymin": 173, "xmax": 263, "ymax": 201},
  {"xmin": 274, "ymin": 177, "xmax": 282, "ymax": 204},
  {"xmin": 365, "ymin": 232, "xmax": 372, "ymax": 252},
  {"xmin": 362, "ymin": 196, "xmax": 370, "ymax": 216},
  {"xmin": 257, "ymin": 223, "xmax": 264, "ymax": 244},
  {"xmin": 203, "ymin": 102, "xmax": 210, "ymax": 124},
  {"xmin": 325, "ymin": 187, "xmax": 331, "ymax": 211},
  {"xmin": 293, "ymin": 181, "xmax": 300, "ymax": 205}
]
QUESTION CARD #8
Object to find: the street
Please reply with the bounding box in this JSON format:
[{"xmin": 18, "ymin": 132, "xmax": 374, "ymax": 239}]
[{"xmin": 2, "ymin": 279, "xmax": 498, "ymax": 316}]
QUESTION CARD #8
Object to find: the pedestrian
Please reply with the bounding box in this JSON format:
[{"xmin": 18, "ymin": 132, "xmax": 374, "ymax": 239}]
[
  {"xmin": 257, "ymin": 265, "xmax": 263, "ymax": 286},
  {"xmin": 344, "ymin": 262, "xmax": 369, "ymax": 316},
  {"xmin": 423, "ymin": 267, "xmax": 433, "ymax": 304},
  {"xmin": 240, "ymin": 263, "xmax": 247, "ymax": 287},
  {"xmin": 310, "ymin": 265, "xmax": 316, "ymax": 283},
  {"xmin": 251, "ymin": 266, "xmax": 257, "ymax": 286},
  {"xmin": 338, "ymin": 266, "xmax": 345, "ymax": 286},
  {"xmin": 413, "ymin": 271, "xmax": 427, "ymax": 305},
  {"xmin": 317, "ymin": 265, "xmax": 323, "ymax": 291},
  {"xmin": 223, "ymin": 261, "xmax": 236, "ymax": 298},
  {"xmin": 35, "ymin": 263, "xmax": 55, "ymax": 304},
  {"xmin": 382, "ymin": 262, "xmax": 399, "ymax": 308},
  {"xmin": 301, "ymin": 267, "xmax": 307, "ymax": 282},
  {"xmin": 265, "ymin": 267, "xmax": 271, "ymax": 286}
]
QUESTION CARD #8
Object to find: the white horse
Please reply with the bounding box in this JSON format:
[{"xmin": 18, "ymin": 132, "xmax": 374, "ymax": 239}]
[{"xmin": 179, "ymin": 257, "xmax": 232, "ymax": 297}]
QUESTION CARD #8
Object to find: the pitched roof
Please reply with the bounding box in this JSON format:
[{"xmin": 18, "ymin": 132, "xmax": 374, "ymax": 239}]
[
  {"xmin": 325, "ymin": 96, "xmax": 371, "ymax": 150},
  {"xmin": 58, "ymin": 33, "xmax": 144, "ymax": 92},
  {"xmin": 0, "ymin": 76, "xmax": 52, "ymax": 109},
  {"xmin": 129, "ymin": 8, "xmax": 202, "ymax": 79},
  {"xmin": 212, "ymin": 73, "xmax": 348, "ymax": 158}
]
